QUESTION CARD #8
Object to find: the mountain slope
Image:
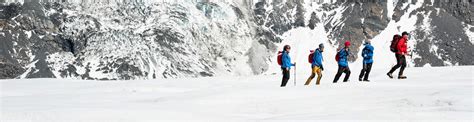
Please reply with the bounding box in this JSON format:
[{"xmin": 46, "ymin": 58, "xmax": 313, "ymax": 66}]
[
  {"xmin": 1, "ymin": 1, "xmax": 269, "ymax": 79},
  {"xmin": 0, "ymin": 0, "xmax": 473, "ymax": 80}
]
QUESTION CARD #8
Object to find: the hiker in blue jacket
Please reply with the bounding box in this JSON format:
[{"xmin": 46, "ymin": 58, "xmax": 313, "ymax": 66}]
[
  {"xmin": 305, "ymin": 43, "xmax": 324, "ymax": 85},
  {"xmin": 333, "ymin": 41, "xmax": 351, "ymax": 83},
  {"xmin": 281, "ymin": 45, "xmax": 296, "ymax": 87},
  {"xmin": 359, "ymin": 40, "xmax": 374, "ymax": 82}
]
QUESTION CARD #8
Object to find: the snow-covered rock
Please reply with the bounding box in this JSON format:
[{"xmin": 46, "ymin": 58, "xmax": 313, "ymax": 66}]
[{"xmin": 0, "ymin": 0, "xmax": 472, "ymax": 79}]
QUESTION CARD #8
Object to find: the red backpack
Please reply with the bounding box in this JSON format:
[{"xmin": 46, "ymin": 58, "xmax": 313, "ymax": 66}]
[
  {"xmin": 390, "ymin": 34, "xmax": 401, "ymax": 53},
  {"xmin": 335, "ymin": 49, "xmax": 341, "ymax": 61},
  {"xmin": 308, "ymin": 50, "xmax": 315, "ymax": 63},
  {"xmin": 277, "ymin": 51, "xmax": 283, "ymax": 65}
]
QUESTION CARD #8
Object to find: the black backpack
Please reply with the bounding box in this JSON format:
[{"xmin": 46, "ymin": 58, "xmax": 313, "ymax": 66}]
[{"xmin": 390, "ymin": 35, "xmax": 401, "ymax": 53}]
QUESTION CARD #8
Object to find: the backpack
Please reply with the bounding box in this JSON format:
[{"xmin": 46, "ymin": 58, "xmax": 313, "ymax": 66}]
[
  {"xmin": 335, "ymin": 49, "xmax": 341, "ymax": 62},
  {"xmin": 390, "ymin": 34, "xmax": 401, "ymax": 53},
  {"xmin": 361, "ymin": 46, "xmax": 367, "ymax": 56},
  {"xmin": 308, "ymin": 50, "xmax": 315, "ymax": 63},
  {"xmin": 277, "ymin": 51, "xmax": 283, "ymax": 65}
]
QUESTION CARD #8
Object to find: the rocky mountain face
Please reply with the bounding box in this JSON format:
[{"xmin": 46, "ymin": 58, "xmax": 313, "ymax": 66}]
[
  {"xmin": 1, "ymin": 0, "xmax": 264, "ymax": 80},
  {"xmin": 0, "ymin": 0, "xmax": 472, "ymax": 79},
  {"xmin": 322, "ymin": 1, "xmax": 390, "ymax": 61},
  {"xmin": 254, "ymin": 0, "xmax": 390, "ymax": 61},
  {"xmin": 402, "ymin": 0, "xmax": 474, "ymax": 66}
]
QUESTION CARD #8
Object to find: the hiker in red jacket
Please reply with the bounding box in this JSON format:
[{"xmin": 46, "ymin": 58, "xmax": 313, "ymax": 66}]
[{"xmin": 387, "ymin": 32, "xmax": 409, "ymax": 79}]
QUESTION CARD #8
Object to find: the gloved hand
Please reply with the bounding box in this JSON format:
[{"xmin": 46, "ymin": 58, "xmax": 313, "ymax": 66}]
[{"xmin": 320, "ymin": 66, "xmax": 324, "ymax": 71}]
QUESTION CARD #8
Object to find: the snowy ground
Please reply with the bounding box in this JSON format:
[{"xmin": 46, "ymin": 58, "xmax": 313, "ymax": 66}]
[{"xmin": 1, "ymin": 66, "xmax": 473, "ymax": 121}]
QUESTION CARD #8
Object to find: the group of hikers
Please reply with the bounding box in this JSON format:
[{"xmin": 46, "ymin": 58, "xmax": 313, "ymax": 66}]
[{"xmin": 278, "ymin": 32, "xmax": 410, "ymax": 87}]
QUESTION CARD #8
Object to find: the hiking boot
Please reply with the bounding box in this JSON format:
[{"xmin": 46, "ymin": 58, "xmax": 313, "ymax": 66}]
[
  {"xmin": 387, "ymin": 73, "xmax": 393, "ymax": 79},
  {"xmin": 398, "ymin": 76, "xmax": 407, "ymax": 79},
  {"xmin": 359, "ymin": 78, "xmax": 363, "ymax": 81},
  {"xmin": 363, "ymin": 79, "xmax": 370, "ymax": 82}
]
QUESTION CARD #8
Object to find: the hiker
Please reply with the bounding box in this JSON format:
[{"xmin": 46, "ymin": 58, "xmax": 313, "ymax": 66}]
[
  {"xmin": 359, "ymin": 39, "xmax": 374, "ymax": 82},
  {"xmin": 387, "ymin": 32, "xmax": 409, "ymax": 79},
  {"xmin": 278, "ymin": 45, "xmax": 296, "ymax": 87},
  {"xmin": 333, "ymin": 41, "xmax": 351, "ymax": 83},
  {"xmin": 305, "ymin": 43, "xmax": 324, "ymax": 86}
]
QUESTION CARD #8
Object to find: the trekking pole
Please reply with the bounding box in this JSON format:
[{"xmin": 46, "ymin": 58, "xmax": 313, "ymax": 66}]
[{"xmin": 294, "ymin": 65, "xmax": 296, "ymax": 86}]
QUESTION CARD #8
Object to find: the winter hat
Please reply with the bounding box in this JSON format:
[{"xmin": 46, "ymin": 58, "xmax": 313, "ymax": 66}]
[
  {"xmin": 344, "ymin": 41, "xmax": 351, "ymax": 47},
  {"xmin": 365, "ymin": 39, "xmax": 371, "ymax": 44},
  {"xmin": 319, "ymin": 43, "xmax": 324, "ymax": 49},
  {"xmin": 283, "ymin": 45, "xmax": 291, "ymax": 51},
  {"xmin": 402, "ymin": 31, "xmax": 409, "ymax": 36}
]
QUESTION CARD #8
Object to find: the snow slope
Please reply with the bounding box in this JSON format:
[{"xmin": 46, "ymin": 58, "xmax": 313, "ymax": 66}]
[{"xmin": 1, "ymin": 66, "xmax": 472, "ymax": 121}]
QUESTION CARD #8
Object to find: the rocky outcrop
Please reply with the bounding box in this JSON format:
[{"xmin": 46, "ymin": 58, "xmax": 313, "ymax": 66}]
[
  {"xmin": 0, "ymin": 60, "xmax": 24, "ymax": 79},
  {"xmin": 308, "ymin": 12, "xmax": 320, "ymax": 30},
  {"xmin": 393, "ymin": 0, "xmax": 474, "ymax": 66},
  {"xmin": 0, "ymin": 1, "xmax": 65, "ymax": 79},
  {"xmin": 1, "ymin": 1, "xmax": 267, "ymax": 79},
  {"xmin": 324, "ymin": 1, "xmax": 390, "ymax": 61},
  {"xmin": 254, "ymin": 0, "xmax": 306, "ymax": 35},
  {"xmin": 435, "ymin": 0, "xmax": 473, "ymax": 24}
]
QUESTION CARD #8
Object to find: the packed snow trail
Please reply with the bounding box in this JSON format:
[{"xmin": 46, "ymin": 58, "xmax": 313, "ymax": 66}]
[{"xmin": 1, "ymin": 66, "xmax": 472, "ymax": 121}]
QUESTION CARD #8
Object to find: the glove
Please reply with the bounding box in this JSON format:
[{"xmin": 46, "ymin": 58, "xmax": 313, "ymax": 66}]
[{"xmin": 320, "ymin": 66, "xmax": 324, "ymax": 71}]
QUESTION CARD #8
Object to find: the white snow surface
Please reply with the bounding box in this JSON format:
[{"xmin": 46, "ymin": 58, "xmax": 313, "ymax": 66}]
[{"xmin": 1, "ymin": 66, "xmax": 473, "ymax": 121}]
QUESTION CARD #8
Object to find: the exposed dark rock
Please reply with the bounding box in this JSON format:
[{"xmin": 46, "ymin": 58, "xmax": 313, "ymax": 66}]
[
  {"xmin": 0, "ymin": 3, "xmax": 22, "ymax": 20},
  {"xmin": 293, "ymin": 0, "xmax": 305, "ymax": 27},
  {"xmin": 434, "ymin": 0, "xmax": 473, "ymax": 24},
  {"xmin": 308, "ymin": 12, "xmax": 320, "ymax": 30},
  {"xmin": 326, "ymin": 1, "xmax": 390, "ymax": 61},
  {"xmin": 0, "ymin": 62, "xmax": 24, "ymax": 79},
  {"xmin": 414, "ymin": 7, "xmax": 474, "ymax": 66}
]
